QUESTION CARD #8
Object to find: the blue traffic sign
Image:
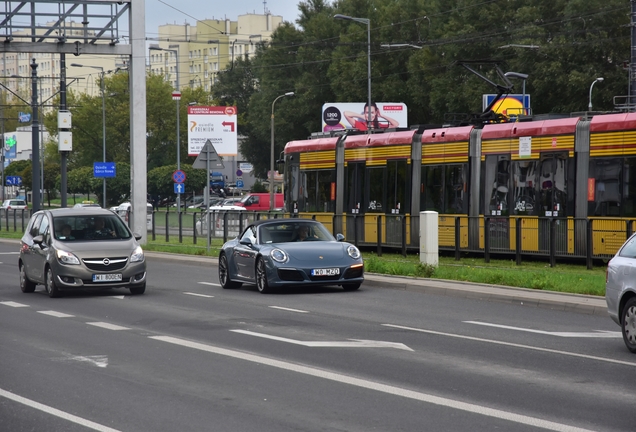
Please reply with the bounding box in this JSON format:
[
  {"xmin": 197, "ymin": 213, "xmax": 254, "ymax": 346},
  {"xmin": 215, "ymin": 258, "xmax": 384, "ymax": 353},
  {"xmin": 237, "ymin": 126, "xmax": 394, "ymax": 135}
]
[
  {"xmin": 172, "ymin": 170, "xmax": 186, "ymax": 183},
  {"xmin": 94, "ymin": 162, "xmax": 116, "ymax": 178},
  {"xmin": 5, "ymin": 175, "xmax": 22, "ymax": 186},
  {"xmin": 174, "ymin": 183, "xmax": 185, "ymax": 194},
  {"xmin": 236, "ymin": 179, "xmax": 244, "ymax": 188}
]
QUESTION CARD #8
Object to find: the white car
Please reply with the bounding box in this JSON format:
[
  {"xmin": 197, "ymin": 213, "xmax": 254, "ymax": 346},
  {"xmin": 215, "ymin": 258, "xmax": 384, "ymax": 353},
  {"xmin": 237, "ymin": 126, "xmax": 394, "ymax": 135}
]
[
  {"xmin": 2, "ymin": 199, "xmax": 28, "ymax": 210},
  {"xmin": 195, "ymin": 205, "xmax": 246, "ymax": 235},
  {"xmin": 116, "ymin": 202, "xmax": 154, "ymax": 231}
]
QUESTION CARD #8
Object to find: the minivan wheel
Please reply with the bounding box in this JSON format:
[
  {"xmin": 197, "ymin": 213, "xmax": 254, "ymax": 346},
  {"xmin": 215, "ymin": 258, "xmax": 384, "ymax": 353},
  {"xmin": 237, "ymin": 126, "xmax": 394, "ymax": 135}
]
[
  {"xmin": 129, "ymin": 283, "xmax": 146, "ymax": 295},
  {"xmin": 622, "ymin": 297, "xmax": 636, "ymax": 353},
  {"xmin": 19, "ymin": 263, "xmax": 36, "ymax": 293},
  {"xmin": 45, "ymin": 267, "xmax": 61, "ymax": 298}
]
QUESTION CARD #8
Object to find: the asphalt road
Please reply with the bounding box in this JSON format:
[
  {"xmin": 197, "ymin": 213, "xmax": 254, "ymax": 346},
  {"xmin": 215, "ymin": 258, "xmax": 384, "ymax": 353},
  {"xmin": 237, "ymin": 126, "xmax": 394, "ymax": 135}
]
[{"xmin": 0, "ymin": 242, "xmax": 633, "ymax": 432}]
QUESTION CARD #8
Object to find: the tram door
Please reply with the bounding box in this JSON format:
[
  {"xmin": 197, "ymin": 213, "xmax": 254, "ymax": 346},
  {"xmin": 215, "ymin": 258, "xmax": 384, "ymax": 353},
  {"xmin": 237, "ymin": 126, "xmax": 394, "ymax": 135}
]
[
  {"xmin": 345, "ymin": 162, "xmax": 365, "ymax": 242},
  {"xmin": 538, "ymin": 153, "xmax": 568, "ymax": 253}
]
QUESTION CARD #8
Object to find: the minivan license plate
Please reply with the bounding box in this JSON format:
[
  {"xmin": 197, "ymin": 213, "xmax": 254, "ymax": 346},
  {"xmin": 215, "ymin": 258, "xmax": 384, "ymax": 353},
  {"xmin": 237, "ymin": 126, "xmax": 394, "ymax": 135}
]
[
  {"xmin": 93, "ymin": 273, "xmax": 123, "ymax": 282},
  {"xmin": 311, "ymin": 268, "xmax": 339, "ymax": 276}
]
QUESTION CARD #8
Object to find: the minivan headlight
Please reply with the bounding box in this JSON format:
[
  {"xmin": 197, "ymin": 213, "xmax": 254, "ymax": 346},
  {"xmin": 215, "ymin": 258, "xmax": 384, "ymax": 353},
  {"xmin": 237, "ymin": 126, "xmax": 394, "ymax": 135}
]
[
  {"xmin": 56, "ymin": 249, "xmax": 80, "ymax": 265},
  {"xmin": 130, "ymin": 245, "xmax": 144, "ymax": 263},
  {"xmin": 347, "ymin": 245, "xmax": 361, "ymax": 259}
]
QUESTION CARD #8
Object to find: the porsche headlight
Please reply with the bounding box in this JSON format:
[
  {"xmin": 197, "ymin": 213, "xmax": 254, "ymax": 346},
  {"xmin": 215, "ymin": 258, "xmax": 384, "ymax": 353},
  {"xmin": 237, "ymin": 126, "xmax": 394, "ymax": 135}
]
[
  {"xmin": 347, "ymin": 245, "xmax": 361, "ymax": 259},
  {"xmin": 270, "ymin": 248, "xmax": 288, "ymax": 263},
  {"xmin": 56, "ymin": 249, "xmax": 80, "ymax": 265},
  {"xmin": 130, "ymin": 245, "xmax": 145, "ymax": 263}
]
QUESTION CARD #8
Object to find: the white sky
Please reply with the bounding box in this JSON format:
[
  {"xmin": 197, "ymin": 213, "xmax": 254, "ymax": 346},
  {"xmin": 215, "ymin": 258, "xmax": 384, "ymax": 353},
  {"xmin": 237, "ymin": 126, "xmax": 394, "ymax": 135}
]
[{"xmin": 144, "ymin": 0, "xmax": 303, "ymax": 37}]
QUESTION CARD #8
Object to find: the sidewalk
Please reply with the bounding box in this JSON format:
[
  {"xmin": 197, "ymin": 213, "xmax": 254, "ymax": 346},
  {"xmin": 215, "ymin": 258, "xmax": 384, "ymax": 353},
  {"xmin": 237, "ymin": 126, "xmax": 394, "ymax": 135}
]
[{"xmin": 144, "ymin": 251, "xmax": 608, "ymax": 317}]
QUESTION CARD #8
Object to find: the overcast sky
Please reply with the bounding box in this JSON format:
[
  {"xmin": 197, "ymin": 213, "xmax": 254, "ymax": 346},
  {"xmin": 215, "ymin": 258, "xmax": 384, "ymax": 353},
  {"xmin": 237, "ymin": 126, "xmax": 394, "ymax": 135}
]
[{"xmin": 145, "ymin": 0, "xmax": 303, "ymax": 37}]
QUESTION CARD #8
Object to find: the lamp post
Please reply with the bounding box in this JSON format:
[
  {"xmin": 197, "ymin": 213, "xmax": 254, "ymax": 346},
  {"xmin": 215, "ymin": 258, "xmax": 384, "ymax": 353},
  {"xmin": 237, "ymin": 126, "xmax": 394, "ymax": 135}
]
[
  {"xmin": 71, "ymin": 63, "xmax": 106, "ymax": 207},
  {"xmin": 270, "ymin": 92, "xmax": 294, "ymax": 211},
  {"xmin": 334, "ymin": 14, "xmax": 371, "ymax": 133},
  {"xmin": 588, "ymin": 77, "xmax": 604, "ymax": 111},
  {"xmin": 150, "ymin": 46, "xmax": 181, "ymax": 211}
]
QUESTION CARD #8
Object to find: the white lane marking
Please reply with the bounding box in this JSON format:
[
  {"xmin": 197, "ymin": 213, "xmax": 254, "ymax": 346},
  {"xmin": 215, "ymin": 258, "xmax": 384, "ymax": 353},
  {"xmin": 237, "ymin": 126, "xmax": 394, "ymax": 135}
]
[
  {"xmin": 269, "ymin": 306, "xmax": 308, "ymax": 313},
  {"xmin": 150, "ymin": 335, "xmax": 595, "ymax": 432},
  {"xmin": 0, "ymin": 252, "xmax": 19, "ymax": 254},
  {"xmin": 37, "ymin": 310, "xmax": 74, "ymax": 318},
  {"xmin": 383, "ymin": 324, "xmax": 636, "ymax": 367},
  {"xmin": 184, "ymin": 292, "xmax": 214, "ymax": 298},
  {"xmin": 231, "ymin": 329, "xmax": 412, "ymax": 351},
  {"xmin": 65, "ymin": 355, "xmax": 109, "ymax": 368},
  {"xmin": 464, "ymin": 321, "xmax": 622, "ymax": 338},
  {"xmin": 87, "ymin": 322, "xmax": 130, "ymax": 331},
  {"xmin": 0, "ymin": 387, "xmax": 121, "ymax": 432},
  {"xmin": 198, "ymin": 282, "xmax": 221, "ymax": 287},
  {"xmin": 1, "ymin": 301, "xmax": 29, "ymax": 308}
]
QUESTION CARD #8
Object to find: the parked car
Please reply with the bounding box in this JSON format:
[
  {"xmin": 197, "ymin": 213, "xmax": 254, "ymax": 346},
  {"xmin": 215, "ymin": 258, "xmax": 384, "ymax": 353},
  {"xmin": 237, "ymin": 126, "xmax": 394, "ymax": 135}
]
[
  {"xmin": 218, "ymin": 219, "xmax": 364, "ymax": 293},
  {"xmin": 606, "ymin": 233, "xmax": 636, "ymax": 352},
  {"xmin": 233, "ymin": 193, "xmax": 284, "ymax": 212},
  {"xmin": 116, "ymin": 202, "xmax": 154, "ymax": 231},
  {"xmin": 73, "ymin": 201, "xmax": 100, "ymax": 208},
  {"xmin": 18, "ymin": 208, "xmax": 147, "ymax": 298},
  {"xmin": 2, "ymin": 199, "xmax": 28, "ymax": 210},
  {"xmin": 173, "ymin": 195, "xmax": 204, "ymax": 208}
]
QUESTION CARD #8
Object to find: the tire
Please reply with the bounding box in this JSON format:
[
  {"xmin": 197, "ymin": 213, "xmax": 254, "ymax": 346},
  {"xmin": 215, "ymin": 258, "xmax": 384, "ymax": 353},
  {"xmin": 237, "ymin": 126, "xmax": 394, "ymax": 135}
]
[
  {"xmin": 129, "ymin": 283, "xmax": 146, "ymax": 295},
  {"xmin": 219, "ymin": 254, "xmax": 241, "ymax": 289},
  {"xmin": 255, "ymin": 257, "xmax": 271, "ymax": 294},
  {"xmin": 19, "ymin": 262, "xmax": 36, "ymax": 293},
  {"xmin": 342, "ymin": 282, "xmax": 361, "ymax": 291},
  {"xmin": 622, "ymin": 297, "xmax": 636, "ymax": 353},
  {"xmin": 45, "ymin": 267, "xmax": 61, "ymax": 298}
]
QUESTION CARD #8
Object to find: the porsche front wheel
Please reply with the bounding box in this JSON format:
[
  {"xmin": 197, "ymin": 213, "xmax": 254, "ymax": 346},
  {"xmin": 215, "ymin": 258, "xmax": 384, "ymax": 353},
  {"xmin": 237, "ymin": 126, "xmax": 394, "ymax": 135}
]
[
  {"xmin": 219, "ymin": 254, "xmax": 241, "ymax": 289},
  {"xmin": 256, "ymin": 257, "xmax": 271, "ymax": 294}
]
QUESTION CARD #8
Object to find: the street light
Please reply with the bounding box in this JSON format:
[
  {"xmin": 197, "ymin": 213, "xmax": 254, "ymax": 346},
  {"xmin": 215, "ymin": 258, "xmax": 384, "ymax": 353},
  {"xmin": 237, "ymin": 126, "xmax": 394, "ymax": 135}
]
[
  {"xmin": 270, "ymin": 92, "xmax": 294, "ymax": 211},
  {"xmin": 334, "ymin": 13, "xmax": 372, "ymax": 133},
  {"xmin": 71, "ymin": 63, "xmax": 106, "ymax": 207},
  {"xmin": 149, "ymin": 46, "xmax": 181, "ymax": 211},
  {"xmin": 588, "ymin": 77, "xmax": 604, "ymax": 111}
]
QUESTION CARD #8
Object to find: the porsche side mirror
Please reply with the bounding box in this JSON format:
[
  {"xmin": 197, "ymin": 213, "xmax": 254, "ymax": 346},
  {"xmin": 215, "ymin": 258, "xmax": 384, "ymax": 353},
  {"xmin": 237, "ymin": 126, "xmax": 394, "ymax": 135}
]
[{"xmin": 335, "ymin": 233, "xmax": 345, "ymax": 242}]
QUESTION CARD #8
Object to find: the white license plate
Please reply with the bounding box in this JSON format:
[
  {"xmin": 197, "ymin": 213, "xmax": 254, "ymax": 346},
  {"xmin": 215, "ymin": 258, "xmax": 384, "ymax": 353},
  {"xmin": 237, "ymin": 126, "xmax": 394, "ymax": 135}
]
[
  {"xmin": 93, "ymin": 273, "xmax": 123, "ymax": 282},
  {"xmin": 311, "ymin": 268, "xmax": 340, "ymax": 276}
]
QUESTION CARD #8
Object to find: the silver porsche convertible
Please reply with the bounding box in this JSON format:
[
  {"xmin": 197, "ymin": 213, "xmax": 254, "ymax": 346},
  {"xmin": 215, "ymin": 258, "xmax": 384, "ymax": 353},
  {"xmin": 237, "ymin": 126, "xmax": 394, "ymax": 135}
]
[{"xmin": 218, "ymin": 219, "xmax": 364, "ymax": 293}]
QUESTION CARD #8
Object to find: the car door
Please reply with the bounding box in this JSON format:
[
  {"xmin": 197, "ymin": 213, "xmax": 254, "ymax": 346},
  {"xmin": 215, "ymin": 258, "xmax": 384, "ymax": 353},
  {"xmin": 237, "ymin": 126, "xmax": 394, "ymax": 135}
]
[
  {"xmin": 22, "ymin": 213, "xmax": 43, "ymax": 281},
  {"xmin": 31, "ymin": 214, "xmax": 51, "ymax": 284},
  {"xmin": 233, "ymin": 226, "xmax": 258, "ymax": 281}
]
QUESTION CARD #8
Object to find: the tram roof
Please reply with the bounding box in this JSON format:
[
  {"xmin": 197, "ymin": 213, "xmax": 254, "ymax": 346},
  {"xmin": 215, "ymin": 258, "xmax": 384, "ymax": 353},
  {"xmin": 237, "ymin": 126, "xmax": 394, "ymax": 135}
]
[
  {"xmin": 481, "ymin": 117, "xmax": 579, "ymax": 139},
  {"xmin": 285, "ymin": 136, "xmax": 339, "ymax": 153},
  {"xmin": 421, "ymin": 125, "xmax": 473, "ymax": 143},
  {"xmin": 589, "ymin": 112, "xmax": 636, "ymax": 133},
  {"xmin": 342, "ymin": 130, "xmax": 418, "ymax": 149}
]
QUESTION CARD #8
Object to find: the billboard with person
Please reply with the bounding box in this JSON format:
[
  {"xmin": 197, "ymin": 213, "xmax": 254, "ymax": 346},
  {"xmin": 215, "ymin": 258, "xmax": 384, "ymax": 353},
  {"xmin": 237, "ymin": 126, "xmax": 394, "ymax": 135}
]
[{"xmin": 322, "ymin": 102, "xmax": 408, "ymax": 132}]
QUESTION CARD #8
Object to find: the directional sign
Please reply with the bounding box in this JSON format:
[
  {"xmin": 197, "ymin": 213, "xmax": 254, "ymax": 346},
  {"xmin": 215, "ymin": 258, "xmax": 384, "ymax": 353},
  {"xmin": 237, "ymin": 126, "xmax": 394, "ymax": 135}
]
[
  {"xmin": 5, "ymin": 175, "xmax": 22, "ymax": 186},
  {"xmin": 172, "ymin": 169, "xmax": 186, "ymax": 183},
  {"xmin": 174, "ymin": 183, "xmax": 185, "ymax": 194},
  {"xmin": 231, "ymin": 330, "xmax": 413, "ymax": 351},
  {"xmin": 93, "ymin": 162, "xmax": 116, "ymax": 178}
]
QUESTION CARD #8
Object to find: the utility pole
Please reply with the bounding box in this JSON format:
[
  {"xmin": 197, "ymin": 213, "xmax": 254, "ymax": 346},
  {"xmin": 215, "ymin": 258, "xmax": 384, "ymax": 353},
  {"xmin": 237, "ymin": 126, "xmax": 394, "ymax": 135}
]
[
  {"xmin": 60, "ymin": 53, "xmax": 68, "ymax": 207},
  {"xmin": 30, "ymin": 59, "xmax": 40, "ymax": 212}
]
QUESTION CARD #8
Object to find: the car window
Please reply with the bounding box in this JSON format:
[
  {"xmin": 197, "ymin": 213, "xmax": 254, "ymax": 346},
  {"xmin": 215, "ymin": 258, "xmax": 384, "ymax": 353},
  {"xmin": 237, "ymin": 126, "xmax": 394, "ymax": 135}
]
[
  {"xmin": 29, "ymin": 214, "xmax": 43, "ymax": 237},
  {"xmin": 620, "ymin": 236, "xmax": 636, "ymax": 258},
  {"xmin": 38, "ymin": 215, "xmax": 50, "ymax": 241},
  {"xmin": 239, "ymin": 226, "xmax": 256, "ymax": 244}
]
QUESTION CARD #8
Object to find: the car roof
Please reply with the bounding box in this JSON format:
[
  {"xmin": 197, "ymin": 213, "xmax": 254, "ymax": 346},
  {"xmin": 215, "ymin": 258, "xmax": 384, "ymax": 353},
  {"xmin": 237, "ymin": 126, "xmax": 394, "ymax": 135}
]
[
  {"xmin": 45, "ymin": 207, "xmax": 117, "ymax": 217},
  {"xmin": 250, "ymin": 219, "xmax": 320, "ymax": 228}
]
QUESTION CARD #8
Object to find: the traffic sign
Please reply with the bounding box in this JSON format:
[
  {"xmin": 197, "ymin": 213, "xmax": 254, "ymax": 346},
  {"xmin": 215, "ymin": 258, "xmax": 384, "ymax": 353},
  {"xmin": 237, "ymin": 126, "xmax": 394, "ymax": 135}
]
[
  {"xmin": 174, "ymin": 183, "xmax": 184, "ymax": 194},
  {"xmin": 5, "ymin": 175, "xmax": 22, "ymax": 186},
  {"xmin": 236, "ymin": 169, "xmax": 243, "ymax": 177},
  {"xmin": 172, "ymin": 91, "xmax": 181, "ymax": 100},
  {"xmin": 172, "ymin": 169, "xmax": 186, "ymax": 183},
  {"xmin": 236, "ymin": 179, "xmax": 244, "ymax": 189},
  {"xmin": 93, "ymin": 162, "xmax": 116, "ymax": 178}
]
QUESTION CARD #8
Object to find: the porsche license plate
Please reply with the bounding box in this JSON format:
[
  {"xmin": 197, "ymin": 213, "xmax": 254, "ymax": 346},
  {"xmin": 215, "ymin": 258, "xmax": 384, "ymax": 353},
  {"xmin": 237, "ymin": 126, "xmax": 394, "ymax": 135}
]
[
  {"xmin": 311, "ymin": 268, "xmax": 340, "ymax": 276},
  {"xmin": 93, "ymin": 273, "xmax": 123, "ymax": 282}
]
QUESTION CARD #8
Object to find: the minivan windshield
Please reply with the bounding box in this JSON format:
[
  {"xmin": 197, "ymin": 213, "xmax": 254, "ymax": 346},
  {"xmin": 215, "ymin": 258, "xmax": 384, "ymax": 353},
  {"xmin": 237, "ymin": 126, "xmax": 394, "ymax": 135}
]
[{"xmin": 53, "ymin": 215, "xmax": 132, "ymax": 241}]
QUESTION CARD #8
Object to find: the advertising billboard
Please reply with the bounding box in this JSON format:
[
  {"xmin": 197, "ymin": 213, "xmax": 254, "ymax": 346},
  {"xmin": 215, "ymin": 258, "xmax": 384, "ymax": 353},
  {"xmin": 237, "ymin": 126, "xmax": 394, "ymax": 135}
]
[
  {"xmin": 187, "ymin": 106, "xmax": 238, "ymax": 156},
  {"xmin": 322, "ymin": 102, "xmax": 408, "ymax": 132},
  {"xmin": 482, "ymin": 94, "xmax": 531, "ymax": 117}
]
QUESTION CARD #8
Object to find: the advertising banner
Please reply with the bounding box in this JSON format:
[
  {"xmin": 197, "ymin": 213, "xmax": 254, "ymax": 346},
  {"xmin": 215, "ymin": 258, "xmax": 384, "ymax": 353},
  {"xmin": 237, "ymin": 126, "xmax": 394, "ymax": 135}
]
[
  {"xmin": 482, "ymin": 94, "xmax": 531, "ymax": 116},
  {"xmin": 321, "ymin": 102, "xmax": 408, "ymax": 132},
  {"xmin": 187, "ymin": 106, "xmax": 238, "ymax": 156}
]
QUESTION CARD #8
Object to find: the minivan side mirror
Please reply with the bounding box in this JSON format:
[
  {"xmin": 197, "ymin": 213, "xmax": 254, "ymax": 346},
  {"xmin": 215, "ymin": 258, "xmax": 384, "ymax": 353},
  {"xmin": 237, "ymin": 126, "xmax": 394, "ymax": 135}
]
[{"xmin": 133, "ymin": 233, "xmax": 142, "ymax": 240}]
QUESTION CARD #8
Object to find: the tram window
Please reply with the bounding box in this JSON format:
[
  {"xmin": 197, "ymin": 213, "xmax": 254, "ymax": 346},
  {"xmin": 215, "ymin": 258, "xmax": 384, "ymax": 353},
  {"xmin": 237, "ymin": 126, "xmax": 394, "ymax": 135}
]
[
  {"xmin": 624, "ymin": 158, "xmax": 636, "ymax": 216},
  {"xmin": 484, "ymin": 156, "xmax": 511, "ymax": 216},
  {"xmin": 445, "ymin": 164, "xmax": 468, "ymax": 214},
  {"xmin": 345, "ymin": 162, "xmax": 365, "ymax": 213},
  {"xmin": 300, "ymin": 170, "xmax": 335, "ymax": 212},
  {"xmin": 367, "ymin": 168, "xmax": 384, "ymax": 212},
  {"xmin": 588, "ymin": 158, "xmax": 623, "ymax": 217},
  {"xmin": 512, "ymin": 160, "xmax": 537, "ymax": 215},
  {"xmin": 421, "ymin": 165, "xmax": 443, "ymax": 212},
  {"xmin": 387, "ymin": 160, "xmax": 408, "ymax": 214}
]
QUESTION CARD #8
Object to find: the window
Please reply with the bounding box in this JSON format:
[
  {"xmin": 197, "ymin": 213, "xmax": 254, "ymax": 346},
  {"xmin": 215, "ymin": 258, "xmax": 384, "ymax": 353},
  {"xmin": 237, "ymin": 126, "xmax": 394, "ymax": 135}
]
[
  {"xmin": 588, "ymin": 158, "xmax": 635, "ymax": 217},
  {"xmin": 421, "ymin": 163, "xmax": 467, "ymax": 214},
  {"xmin": 299, "ymin": 170, "xmax": 335, "ymax": 212},
  {"xmin": 512, "ymin": 160, "xmax": 537, "ymax": 215},
  {"xmin": 345, "ymin": 162, "xmax": 365, "ymax": 214}
]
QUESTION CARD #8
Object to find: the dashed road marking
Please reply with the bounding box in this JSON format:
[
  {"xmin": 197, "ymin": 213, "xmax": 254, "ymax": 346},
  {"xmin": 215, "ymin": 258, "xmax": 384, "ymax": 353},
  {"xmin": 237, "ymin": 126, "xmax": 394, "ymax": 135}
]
[
  {"xmin": 37, "ymin": 310, "xmax": 74, "ymax": 318},
  {"xmin": 87, "ymin": 322, "xmax": 130, "ymax": 331}
]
